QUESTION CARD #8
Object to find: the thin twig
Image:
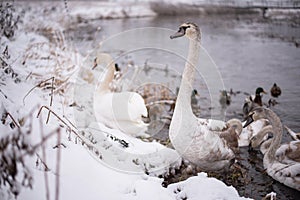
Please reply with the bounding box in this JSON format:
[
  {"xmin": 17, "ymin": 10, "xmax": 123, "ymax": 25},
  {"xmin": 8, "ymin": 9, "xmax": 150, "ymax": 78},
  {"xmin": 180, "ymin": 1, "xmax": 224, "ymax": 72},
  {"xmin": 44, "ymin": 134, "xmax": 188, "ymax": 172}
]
[
  {"xmin": 37, "ymin": 106, "xmax": 95, "ymax": 148},
  {"xmin": 52, "ymin": 77, "xmax": 71, "ymax": 94},
  {"xmin": 0, "ymin": 88, "xmax": 8, "ymax": 99},
  {"xmin": 23, "ymin": 77, "xmax": 55, "ymax": 105},
  {"xmin": 35, "ymin": 153, "xmax": 50, "ymax": 172},
  {"xmin": 6, "ymin": 112, "xmax": 20, "ymax": 129},
  {"xmin": 55, "ymin": 129, "xmax": 61, "ymax": 200},
  {"xmin": 39, "ymin": 113, "xmax": 50, "ymax": 200},
  {"xmin": 28, "ymin": 128, "xmax": 60, "ymax": 156},
  {"xmin": 25, "ymin": 72, "xmax": 32, "ymax": 80},
  {"xmin": 46, "ymin": 77, "xmax": 54, "ymax": 124},
  {"xmin": 63, "ymin": 115, "xmax": 78, "ymax": 130}
]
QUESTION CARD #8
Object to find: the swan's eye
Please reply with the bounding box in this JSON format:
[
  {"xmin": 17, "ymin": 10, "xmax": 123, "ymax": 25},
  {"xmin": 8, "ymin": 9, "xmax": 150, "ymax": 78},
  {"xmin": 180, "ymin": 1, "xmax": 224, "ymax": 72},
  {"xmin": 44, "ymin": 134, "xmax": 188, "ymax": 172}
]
[
  {"xmin": 179, "ymin": 25, "xmax": 191, "ymax": 33},
  {"xmin": 181, "ymin": 26, "xmax": 190, "ymax": 31}
]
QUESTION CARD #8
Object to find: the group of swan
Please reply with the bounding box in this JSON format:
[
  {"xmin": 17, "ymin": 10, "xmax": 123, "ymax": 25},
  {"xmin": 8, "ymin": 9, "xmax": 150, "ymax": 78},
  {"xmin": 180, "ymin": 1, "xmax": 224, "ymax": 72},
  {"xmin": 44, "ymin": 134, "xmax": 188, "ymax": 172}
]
[
  {"xmin": 244, "ymin": 107, "xmax": 300, "ymax": 191},
  {"xmin": 92, "ymin": 22, "xmax": 299, "ymax": 191},
  {"xmin": 168, "ymin": 22, "xmax": 299, "ymax": 190},
  {"xmin": 92, "ymin": 23, "xmax": 267, "ymax": 168}
]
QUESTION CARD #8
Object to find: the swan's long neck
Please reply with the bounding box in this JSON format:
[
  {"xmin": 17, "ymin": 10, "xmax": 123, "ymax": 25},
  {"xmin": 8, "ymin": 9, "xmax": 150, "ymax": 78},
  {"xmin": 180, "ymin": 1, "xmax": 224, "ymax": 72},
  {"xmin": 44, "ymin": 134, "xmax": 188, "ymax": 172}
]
[
  {"xmin": 96, "ymin": 54, "xmax": 115, "ymax": 93},
  {"xmin": 173, "ymin": 38, "xmax": 200, "ymax": 119},
  {"xmin": 264, "ymin": 109, "xmax": 283, "ymax": 164}
]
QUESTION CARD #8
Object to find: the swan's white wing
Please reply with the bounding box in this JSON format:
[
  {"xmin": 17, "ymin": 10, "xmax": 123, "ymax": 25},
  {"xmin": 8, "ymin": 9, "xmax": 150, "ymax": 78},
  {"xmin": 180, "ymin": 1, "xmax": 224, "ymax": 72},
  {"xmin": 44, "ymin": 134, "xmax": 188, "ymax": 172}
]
[
  {"xmin": 275, "ymin": 141, "xmax": 300, "ymax": 164},
  {"xmin": 94, "ymin": 92, "xmax": 148, "ymax": 136},
  {"xmin": 268, "ymin": 162, "xmax": 300, "ymax": 191},
  {"xmin": 197, "ymin": 118, "xmax": 227, "ymax": 131},
  {"xmin": 126, "ymin": 92, "xmax": 148, "ymax": 120},
  {"xmin": 95, "ymin": 92, "xmax": 147, "ymax": 122},
  {"xmin": 176, "ymin": 118, "xmax": 235, "ymax": 171}
]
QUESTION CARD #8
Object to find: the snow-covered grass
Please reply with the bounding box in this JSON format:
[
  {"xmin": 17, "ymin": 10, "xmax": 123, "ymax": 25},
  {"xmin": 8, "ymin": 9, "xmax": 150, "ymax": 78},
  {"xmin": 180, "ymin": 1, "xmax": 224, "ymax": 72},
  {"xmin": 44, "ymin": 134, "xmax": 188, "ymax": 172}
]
[{"xmin": 0, "ymin": 2, "xmax": 254, "ymax": 200}]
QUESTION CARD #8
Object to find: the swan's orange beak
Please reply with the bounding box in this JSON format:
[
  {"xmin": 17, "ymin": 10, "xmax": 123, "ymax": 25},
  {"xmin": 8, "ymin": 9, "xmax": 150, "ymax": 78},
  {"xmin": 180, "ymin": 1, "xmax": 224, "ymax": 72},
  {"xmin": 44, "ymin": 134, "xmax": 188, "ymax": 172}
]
[{"xmin": 170, "ymin": 28, "xmax": 185, "ymax": 39}]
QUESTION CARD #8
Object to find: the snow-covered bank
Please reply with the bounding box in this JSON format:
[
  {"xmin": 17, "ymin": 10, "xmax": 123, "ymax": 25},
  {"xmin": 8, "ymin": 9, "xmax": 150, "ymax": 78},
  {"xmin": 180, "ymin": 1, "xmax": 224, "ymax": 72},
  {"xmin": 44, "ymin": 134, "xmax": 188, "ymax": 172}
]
[
  {"xmin": 18, "ymin": 134, "xmax": 250, "ymax": 200},
  {"xmin": 0, "ymin": 30, "xmax": 251, "ymax": 200}
]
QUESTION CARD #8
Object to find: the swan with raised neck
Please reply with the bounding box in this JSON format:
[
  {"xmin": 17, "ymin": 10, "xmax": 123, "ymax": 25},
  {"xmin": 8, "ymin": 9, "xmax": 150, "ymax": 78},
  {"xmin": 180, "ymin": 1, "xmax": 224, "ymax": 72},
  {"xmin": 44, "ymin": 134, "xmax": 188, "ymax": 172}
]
[
  {"xmin": 249, "ymin": 124, "xmax": 273, "ymax": 154},
  {"xmin": 245, "ymin": 107, "xmax": 300, "ymax": 191},
  {"xmin": 169, "ymin": 22, "xmax": 236, "ymax": 172},
  {"xmin": 93, "ymin": 53, "xmax": 148, "ymax": 137},
  {"xmin": 94, "ymin": 53, "xmax": 115, "ymax": 94}
]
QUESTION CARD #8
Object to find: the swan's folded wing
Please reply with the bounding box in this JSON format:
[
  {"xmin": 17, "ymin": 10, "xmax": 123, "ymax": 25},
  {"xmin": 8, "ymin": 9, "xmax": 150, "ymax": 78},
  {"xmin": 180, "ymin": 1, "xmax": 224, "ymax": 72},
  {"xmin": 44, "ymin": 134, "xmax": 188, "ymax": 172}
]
[
  {"xmin": 276, "ymin": 141, "xmax": 300, "ymax": 163},
  {"xmin": 197, "ymin": 118, "xmax": 227, "ymax": 131}
]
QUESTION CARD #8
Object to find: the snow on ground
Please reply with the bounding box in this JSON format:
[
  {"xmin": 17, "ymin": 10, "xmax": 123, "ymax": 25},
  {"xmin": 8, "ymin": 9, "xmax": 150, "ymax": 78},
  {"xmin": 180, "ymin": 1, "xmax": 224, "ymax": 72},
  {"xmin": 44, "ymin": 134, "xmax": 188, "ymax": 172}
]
[{"xmin": 0, "ymin": 1, "xmax": 253, "ymax": 200}]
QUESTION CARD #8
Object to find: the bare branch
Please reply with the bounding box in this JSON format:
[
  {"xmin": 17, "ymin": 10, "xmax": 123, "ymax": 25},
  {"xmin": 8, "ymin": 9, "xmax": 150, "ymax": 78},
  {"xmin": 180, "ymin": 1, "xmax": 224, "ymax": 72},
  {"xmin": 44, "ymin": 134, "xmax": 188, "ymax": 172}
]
[
  {"xmin": 0, "ymin": 88, "xmax": 8, "ymax": 99},
  {"xmin": 55, "ymin": 129, "xmax": 61, "ymax": 200},
  {"xmin": 37, "ymin": 105, "xmax": 95, "ymax": 149},
  {"xmin": 63, "ymin": 114, "xmax": 78, "ymax": 130},
  {"xmin": 46, "ymin": 77, "xmax": 54, "ymax": 124},
  {"xmin": 23, "ymin": 77, "xmax": 55, "ymax": 105},
  {"xmin": 39, "ymin": 113, "xmax": 50, "ymax": 200},
  {"xmin": 28, "ymin": 128, "xmax": 60, "ymax": 156},
  {"xmin": 35, "ymin": 153, "xmax": 50, "ymax": 172},
  {"xmin": 6, "ymin": 112, "xmax": 20, "ymax": 129}
]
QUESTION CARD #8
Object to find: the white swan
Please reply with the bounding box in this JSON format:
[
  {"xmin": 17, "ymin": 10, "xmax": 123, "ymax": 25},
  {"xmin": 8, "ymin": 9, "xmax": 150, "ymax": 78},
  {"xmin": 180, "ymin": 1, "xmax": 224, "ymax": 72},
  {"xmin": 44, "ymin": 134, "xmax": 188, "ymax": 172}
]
[
  {"xmin": 93, "ymin": 53, "xmax": 148, "ymax": 137},
  {"xmin": 169, "ymin": 22, "xmax": 243, "ymax": 172},
  {"xmin": 245, "ymin": 107, "xmax": 300, "ymax": 191}
]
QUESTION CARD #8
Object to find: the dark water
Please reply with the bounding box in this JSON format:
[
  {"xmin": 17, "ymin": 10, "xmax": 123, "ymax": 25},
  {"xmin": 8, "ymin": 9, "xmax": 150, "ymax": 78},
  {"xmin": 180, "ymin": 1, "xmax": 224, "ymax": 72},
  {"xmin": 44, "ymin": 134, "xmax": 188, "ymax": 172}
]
[{"xmin": 67, "ymin": 13, "xmax": 300, "ymax": 199}]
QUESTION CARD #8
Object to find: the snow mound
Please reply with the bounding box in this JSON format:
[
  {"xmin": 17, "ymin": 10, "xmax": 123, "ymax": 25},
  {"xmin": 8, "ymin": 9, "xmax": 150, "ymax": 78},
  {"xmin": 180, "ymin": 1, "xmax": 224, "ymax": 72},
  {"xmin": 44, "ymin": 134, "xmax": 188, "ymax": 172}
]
[{"xmin": 168, "ymin": 173, "xmax": 251, "ymax": 200}]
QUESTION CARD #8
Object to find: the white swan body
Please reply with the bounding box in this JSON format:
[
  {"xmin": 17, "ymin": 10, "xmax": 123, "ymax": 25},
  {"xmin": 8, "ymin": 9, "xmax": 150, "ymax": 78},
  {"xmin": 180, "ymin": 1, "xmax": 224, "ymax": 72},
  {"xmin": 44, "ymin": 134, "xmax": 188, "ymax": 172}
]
[
  {"xmin": 245, "ymin": 107, "xmax": 300, "ymax": 191},
  {"xmin": 169, "ymin": 23, "xmax": 236, "ymax": 172},
  {"xmin": 170, "ymin": 117, "xmax": 235, "ymax": 171},
  {"xmin": 93, "ymin": 53, "xmax": 148, "ymax": 137}
]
